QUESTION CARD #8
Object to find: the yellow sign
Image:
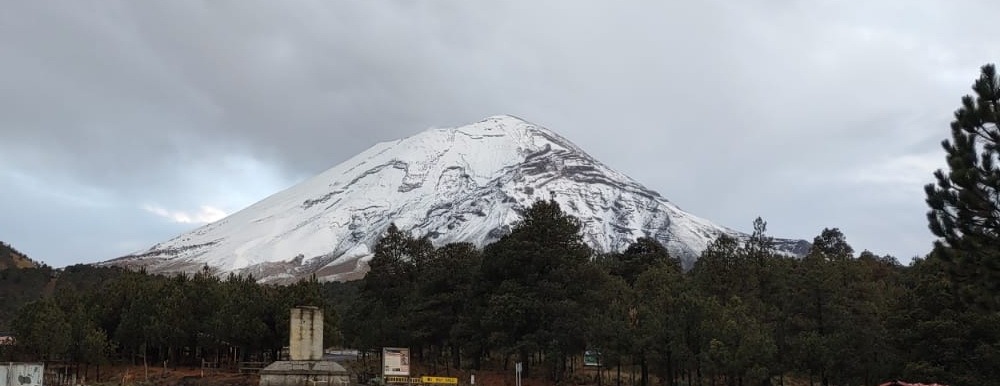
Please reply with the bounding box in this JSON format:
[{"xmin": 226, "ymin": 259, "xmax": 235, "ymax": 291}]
[{"xmin": 421, "ymin": 376, "xmax": 459, "ymax": 384}]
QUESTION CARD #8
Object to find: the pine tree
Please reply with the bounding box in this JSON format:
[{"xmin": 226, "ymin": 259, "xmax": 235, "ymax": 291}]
[
  {"xmin": 810, "ymin": 228, "xmax": 854, "ymax": 260},
  {"xmin": 745, "ymin": 217, "xmax": 774, "ymax": 266},
  {"xmin": 614, "ymin": 237, "xmax": 678, "ymax": 287},
  {"xmin": 479, "ymin": 199, "xmax": 596, "ymax": 380},
  {"xmin": 925, "ymin": 63, "xmax": 1000, "ymax": 310},
  {"xmin": 12, "ymin": 298, "xmax": 72, "ymax": 361}
]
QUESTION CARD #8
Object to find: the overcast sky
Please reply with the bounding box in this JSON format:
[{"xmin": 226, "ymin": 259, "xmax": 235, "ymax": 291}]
[{"xmin": 2, "ymin": 1, "xmax": 997, "ymax": 267}]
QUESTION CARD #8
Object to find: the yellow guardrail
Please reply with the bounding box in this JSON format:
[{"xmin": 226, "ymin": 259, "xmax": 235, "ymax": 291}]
[
  {"xmin": 384, "ymin": 376, "xmax": 459, "ymax": 384},
  {"xmin": 421, "ymin": 377, "xmax": 458, "ymax": 384}
]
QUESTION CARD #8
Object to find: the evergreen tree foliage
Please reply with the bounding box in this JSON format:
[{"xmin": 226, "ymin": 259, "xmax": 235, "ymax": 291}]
[
  {"xmin": 904, "ymin": 63, "xmax": 1000, "ymax": 385},
  {"xmin": 343, "ymin": 223, "xmax": 446, "ymax": 352},
  {"xmin": 925, "ymin": 63, "xmax": 1000, "ymax": 310},
  {"xmin": 703, "ymin": 296, "xmax": 775, "ymax": 386},
  {"xmin": 691, "ymin": 234, "xmax": 746, "ymax": 300},
  {"xmin": 810, "ymin": 228, "xmax": 854, "ymax": 259},
  {"xmin": 408, "ymin": 242, "xmax": 481, "ymax": 369},
  {"xmin": 893, "ymin": 252, "xmax": 1000, "ymax": 385},
  {"xmin": 591, "ymin": 237, "xmax": 678, "ymax": 386},
  {"xmin": 633, "ymin": 259, "xmax": 688, "ymax": 386},
  {"xmin": 5, "ymin": 194, "xmax": 997, "ymax": 385},
  {"xmin": 11, "ymin": 298, "xmax": 71, "ymax": 361},
  {"xmin": 0, "ymin": 264, "xmax": 52, "ymax": 331},
  {"xmin": 585, "ymin": 274, "xmax": 633, "ymax": 378},
  {"xmin": 745, "ymin": 217, "xmax": 775, "ymax": 266},
  {"xmin": 614, "ymin": 237, "xmax": 680, "ymax": 287},
  {"xmin": 479, "ymin": 199, "xmax": 598, "ymax": 380}
]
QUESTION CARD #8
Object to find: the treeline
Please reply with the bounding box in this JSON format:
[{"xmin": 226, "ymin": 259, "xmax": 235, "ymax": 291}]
[
  {"xmin": 0, "ymin": 241, "xmax": 53, "ymax": 331},
  {"xmin": 3, "ymin": 200, "xmax": 995, "ymax": 385},
  {"xmin": 0, "ymin": 263, "xmax": 53, "ymax": 331},
  {"xmin": 339, "ymin": 200, "xmax": 997, "ymax": 386},
  {"xmin": 0, "ymin": 264, "xmax": 347, "ymax": 382}
]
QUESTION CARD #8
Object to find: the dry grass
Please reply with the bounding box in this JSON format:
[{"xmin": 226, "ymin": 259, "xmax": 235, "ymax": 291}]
[{"xmin": 0, "ymin": 249, "xmax": 36, "ymax": 270}]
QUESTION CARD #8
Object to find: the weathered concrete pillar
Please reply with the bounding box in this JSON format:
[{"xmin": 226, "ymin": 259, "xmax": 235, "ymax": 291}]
[{"xmin": 289, "ymin": 306, "xmax": 323, "ymax": 361}]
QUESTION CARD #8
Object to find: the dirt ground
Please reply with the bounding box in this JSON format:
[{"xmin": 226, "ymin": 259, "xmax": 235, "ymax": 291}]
[{"xmin": 49, "ymin": 365, "xmax": 259, "ymax": 386}]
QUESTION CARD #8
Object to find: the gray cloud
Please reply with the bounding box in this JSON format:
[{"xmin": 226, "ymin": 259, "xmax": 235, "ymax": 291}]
[{"xmin": 1, "ymin": 0, "xmax": 997, "ymax": 266}]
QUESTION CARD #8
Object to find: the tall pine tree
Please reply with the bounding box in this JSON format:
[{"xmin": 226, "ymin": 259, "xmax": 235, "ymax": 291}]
[
  {"xmin": 925, "ymin": 63, "xmax": 1000, "ymax": 310},
  {"xmin": 479, "ymin": 199, "xmax": 596, "ymax": 380}
]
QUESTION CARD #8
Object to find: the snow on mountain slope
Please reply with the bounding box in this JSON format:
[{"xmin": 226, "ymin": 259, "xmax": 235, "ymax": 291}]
[{"xmin": 106, "ymin": 115, "xmax": 809, "ymax": 282}]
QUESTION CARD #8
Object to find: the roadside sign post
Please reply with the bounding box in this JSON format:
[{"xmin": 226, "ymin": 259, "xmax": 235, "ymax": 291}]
[{"xmin": 515, "ymin": 362, "xmax": 522, "ymax": 386}]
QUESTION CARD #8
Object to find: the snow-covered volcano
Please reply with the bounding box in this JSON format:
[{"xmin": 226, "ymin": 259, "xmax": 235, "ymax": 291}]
[{"xmin": 107, "ymin": 115, "xmax": 809, "ymax": 282}]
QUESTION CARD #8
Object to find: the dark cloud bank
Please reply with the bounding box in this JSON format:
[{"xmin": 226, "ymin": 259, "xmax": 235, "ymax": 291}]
[{"xmin": 2, "ymin": 1, "xmax": 997, "ymax": 266}]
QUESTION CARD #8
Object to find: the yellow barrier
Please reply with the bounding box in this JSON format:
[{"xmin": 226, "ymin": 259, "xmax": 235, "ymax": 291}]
[
  {"xmin": 421, "ymin": 377, "xmax": 459, "ymax": 384},
  {"xmin": 385, "ymin": 375, "xmax": 458, "ymax": 384}
]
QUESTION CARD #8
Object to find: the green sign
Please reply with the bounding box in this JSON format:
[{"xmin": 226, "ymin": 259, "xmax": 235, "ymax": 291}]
[{"xmin": 584, "ymin": 350, "xmax": 601, "ymax": 367}]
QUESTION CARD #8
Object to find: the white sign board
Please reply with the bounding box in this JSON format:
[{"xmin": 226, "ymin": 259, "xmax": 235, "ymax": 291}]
[
  {"xmin": 382, "ymin": 347, "xmax": 410, "ymax": 376},
  {"xmin": 0, "ymin": 363, "xmax": 43, "ymax": 386}
]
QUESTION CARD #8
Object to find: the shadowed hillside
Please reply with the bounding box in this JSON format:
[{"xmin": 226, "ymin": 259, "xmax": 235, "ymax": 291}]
[
  {"xmin": 0, "ymin": 242, "xmax": 52, "ymax": 331},
  {"xmin": 0, "ymin": 241, "xmax": 37, "ymax": 270}
]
